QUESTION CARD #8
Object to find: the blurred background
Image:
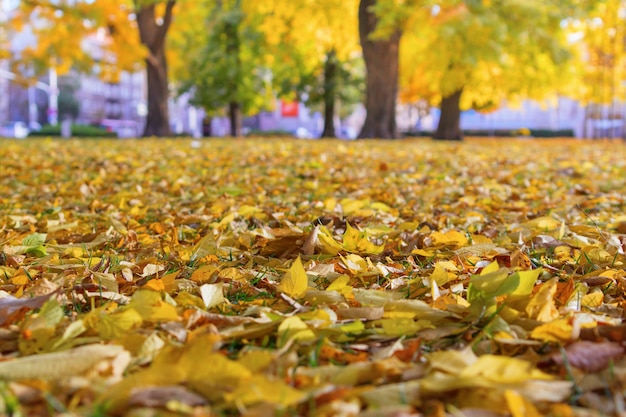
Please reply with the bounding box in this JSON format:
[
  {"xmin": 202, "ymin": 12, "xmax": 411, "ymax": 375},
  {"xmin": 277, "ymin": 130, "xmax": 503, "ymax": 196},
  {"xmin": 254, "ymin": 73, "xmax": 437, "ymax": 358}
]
[{"xmin": 0, "ymin": 0, "xmax": 624, "ymax": 140}]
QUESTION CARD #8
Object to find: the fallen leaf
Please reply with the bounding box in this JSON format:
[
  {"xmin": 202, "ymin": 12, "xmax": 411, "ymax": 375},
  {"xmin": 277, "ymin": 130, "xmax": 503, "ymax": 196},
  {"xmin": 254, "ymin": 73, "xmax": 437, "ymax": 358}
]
[
  {"xmin": 128, "ymin": 385, "xmax": 207, "ymax": 408},
  {"xmin": 199, "ymin": 283, "xmax": 226, "ymax": 309},
  {"xmin": 278, "ymin": 256, "xmax": 308, "ymax": 298},
  {"xmin": 551, "ymin": 341, "xmax": 624, "ymax": 372},
  {"xmin": 0, "ymin": 344, "xmax": 126, "ymax": 381}
]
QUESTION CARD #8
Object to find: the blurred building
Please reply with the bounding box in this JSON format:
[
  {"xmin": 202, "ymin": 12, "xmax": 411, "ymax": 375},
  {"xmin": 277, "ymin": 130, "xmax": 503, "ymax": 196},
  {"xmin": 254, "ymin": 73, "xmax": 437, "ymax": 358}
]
[
  {"xmin": 397, "ymin": 98, "xmax": 625, "ymax": 139},
  {"xmin": 0, "ymin": 20, "xmax": 203, "ymax": 137}
]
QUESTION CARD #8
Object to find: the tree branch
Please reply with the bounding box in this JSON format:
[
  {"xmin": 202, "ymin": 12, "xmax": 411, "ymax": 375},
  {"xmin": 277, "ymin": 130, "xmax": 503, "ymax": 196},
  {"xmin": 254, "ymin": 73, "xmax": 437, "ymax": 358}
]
[{"xmin": 154, "ymin": 1, "xmax": 176, "ymax": 49}]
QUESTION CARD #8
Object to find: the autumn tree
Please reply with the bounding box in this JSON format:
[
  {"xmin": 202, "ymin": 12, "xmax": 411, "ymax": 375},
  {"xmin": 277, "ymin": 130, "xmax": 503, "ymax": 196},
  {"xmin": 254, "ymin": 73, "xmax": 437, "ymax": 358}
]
[
  {"xmin": 574, "ymin": 0, "xmax": 626, "ymax": 137},
  {"xmin": 261, "ymin": 0, "xmax": 361, "ymax": 138},
  {"xmin": 11, "ymin": 2, "xmax": 143, "ymax": 86},
  {"xmin": 399, "ymin": 1, "xmax": 582, "ymax": 140},
  {"xmin": 172, "ymin": 0, "xmax": 271, "ymax": 137},
  {"xmin": 306, "ymin": 51, "xmax": 363, "ymax": 138},
  {"xmin": 11, "ymin": 0, "xmax": 177, "ymax": 137}
]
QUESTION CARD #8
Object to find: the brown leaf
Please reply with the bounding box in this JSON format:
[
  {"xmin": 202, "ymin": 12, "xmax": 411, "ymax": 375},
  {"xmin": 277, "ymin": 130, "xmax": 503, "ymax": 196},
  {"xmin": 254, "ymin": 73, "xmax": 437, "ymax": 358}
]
[
  {"xmin": 580, "ymin": 324, "xmax": 626, "ymax": 342},
  {"xmin": 0, "ymin": 291, "xmax": 58, "ymax": 325},
  {"xmin": 552, "ymin": 341, "xmax": 624, "ymax": 372},
  {"xmin": 302, "ymin": 225, "xmax": 319, "ymax": 255},
  {"xmin": 554, "ymin": 279, "xmax": 575, "ymax": 306}
]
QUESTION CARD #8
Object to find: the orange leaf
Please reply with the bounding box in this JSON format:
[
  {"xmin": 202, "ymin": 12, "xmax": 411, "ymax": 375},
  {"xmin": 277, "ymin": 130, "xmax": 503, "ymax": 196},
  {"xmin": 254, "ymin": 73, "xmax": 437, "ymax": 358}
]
[{"xmin": 143, "ymin": 279, "xmax": 165, "ymax": 292}]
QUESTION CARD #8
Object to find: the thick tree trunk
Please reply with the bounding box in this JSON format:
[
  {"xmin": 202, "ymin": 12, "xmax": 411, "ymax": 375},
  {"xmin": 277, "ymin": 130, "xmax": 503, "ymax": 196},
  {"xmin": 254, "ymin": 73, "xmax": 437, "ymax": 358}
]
[
  {"xmin": 434, "ymin": 89, "xmax": 464, "ymax": 141},
  {"xmin": 143, "ymin": 52, "xmax": 170, "ymax": 137},
  {"xmin": 229, "ymin": 102, "xmax": 242, "ymax": 137},
  {"xmin": 321, "ymin": 50, "xmax": 337, "ymax": 138},
  {"xmin": 358, "ymin": 0, "xmax": 401, "ymax": 139},
  {"xmin": 136, "ymin": 1, "xmax": 175, "ymax": 137}
]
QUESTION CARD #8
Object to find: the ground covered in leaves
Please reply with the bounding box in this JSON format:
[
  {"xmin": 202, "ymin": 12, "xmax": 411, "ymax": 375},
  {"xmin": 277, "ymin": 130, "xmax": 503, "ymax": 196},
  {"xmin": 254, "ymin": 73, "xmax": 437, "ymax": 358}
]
[{"xmin": 1, "ymin": 137, "xmax": 626, "ymax": 416}]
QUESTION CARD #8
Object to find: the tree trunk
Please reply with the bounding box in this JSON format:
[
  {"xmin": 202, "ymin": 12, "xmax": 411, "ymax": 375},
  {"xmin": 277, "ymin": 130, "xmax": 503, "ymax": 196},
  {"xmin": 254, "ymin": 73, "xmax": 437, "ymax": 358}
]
[
  {"xmin": 136, "ymin": 1, "xmax": 175, "ymax": 137},
  {"xmin": 321, "ymin": 50, "xmax": 337, "ymax": 138},
  {"xmin": 434, "ymin": 89, "xmax": 464, "ymax": 141},
  {"xmin": 229, "ymin": 102, "xmax": 242, "ymax": 137},
  {"xmin": 202, "ymin": 116, "xmax": 213, "ymax": 137},
  {"xmin": 358, "ymin": 0, "xmax": 401, "ymax": 139}
]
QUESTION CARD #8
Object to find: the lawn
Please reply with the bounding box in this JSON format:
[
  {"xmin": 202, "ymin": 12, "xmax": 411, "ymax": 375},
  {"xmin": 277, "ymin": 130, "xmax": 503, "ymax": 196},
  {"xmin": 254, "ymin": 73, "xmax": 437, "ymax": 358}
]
[{"xmin": 1, "ymin": 137, "xmax": 626, "ymax": 416}]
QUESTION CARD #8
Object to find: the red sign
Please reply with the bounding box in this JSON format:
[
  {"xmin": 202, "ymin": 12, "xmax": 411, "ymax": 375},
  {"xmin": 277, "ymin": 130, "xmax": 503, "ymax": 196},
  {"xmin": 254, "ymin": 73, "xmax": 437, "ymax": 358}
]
[{"xmin": 281, "ymin": 100, "xmax": 299, "ymax": 117}]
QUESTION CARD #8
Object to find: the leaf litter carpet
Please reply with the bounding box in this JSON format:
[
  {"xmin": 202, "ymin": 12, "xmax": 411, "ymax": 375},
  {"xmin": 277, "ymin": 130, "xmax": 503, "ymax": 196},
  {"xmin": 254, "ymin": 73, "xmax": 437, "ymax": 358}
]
[{"xmin": 1, "ymin": 138, "xmax": 626, "ymax": 416}]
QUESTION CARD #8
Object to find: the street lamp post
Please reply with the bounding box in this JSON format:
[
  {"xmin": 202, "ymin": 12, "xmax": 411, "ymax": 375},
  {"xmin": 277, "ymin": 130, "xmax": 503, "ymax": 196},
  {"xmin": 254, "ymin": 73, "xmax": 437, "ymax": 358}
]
[
  {"xmin": 0, "ymin": 66, "xmax": 59, "ymax": 126},
  {"xmin": 47, "ymin": 66, "xmax": 58, "ymax": 125}
]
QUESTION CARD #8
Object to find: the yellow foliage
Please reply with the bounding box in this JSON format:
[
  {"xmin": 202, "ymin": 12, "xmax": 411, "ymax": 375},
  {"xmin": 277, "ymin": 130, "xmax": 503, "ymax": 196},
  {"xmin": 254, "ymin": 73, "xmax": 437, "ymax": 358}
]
[{"xmin": 278, "ymin": 256, "xmax": 309, "ymax": 298}]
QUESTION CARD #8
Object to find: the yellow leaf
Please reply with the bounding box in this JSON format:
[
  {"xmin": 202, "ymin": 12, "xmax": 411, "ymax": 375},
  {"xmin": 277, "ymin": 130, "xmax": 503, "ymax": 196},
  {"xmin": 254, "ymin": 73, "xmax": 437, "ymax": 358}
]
[
  {"xmin": 18, "ymin": 299, "xmax": 65, "ymax": 354},
  {"xmin": 510, "ymin": 269, "xmax": 541, "ymax": 296},
  {"xmin": 218, "ymin": 267, "xmax": 248, "ymax": 280},
  {"xmin": 481, "ymin": 261, "xmax": 500, "ymax": 275},
  {"xmin": 143, "ymin": 279, "xmax": 165, "ymax": 292},
  {"xmin": 340, "ymin": 198, "xmax": 367, "ymax": 215},
  {"xmin": 190, "ymin": 265, "xmax": 218, "ymax": 283},
  {"xmin": 370, "ymin": 201, "xmax": 392, "ymax": 212},
  {"xmin": 324, "ymin": 197, "xmax": 337, "ymax": 211},
  {"xmin": 430, "ymin": 230, "xmax": 468, "ymax": 249},
  {"xmin": 237, "ymin": 350, "xmax": 275, "ymax": 372},
  {"xmin": 10, "ymin": 274, "xmax": 31, "ymax": 286},
  {"xmin": 225, "ymin": 374, "xmax": 304, "ymax": 407},
  {"xmin": 128, "ymin": 290, "xmax": 179, "ymax": 322},
  {"xmin": 505, "ymin": 390, "xmax": 542, "ymax": 417},
  {"xmin": 343, "ymin": 223, "xmax": 384, "ymax": 255},
  {"xmin": 526, "ymin": 278, "xmax": 559, "ymax": 322},
  {"xmin": 238, "ymin": 204, "xmax": 262, "ymax": 218},
  {"xmin": 300, "ymin": 308, "xmax": 333, "ymax": 324},
  {"xmin": 427, "ymin": 349, "xmax": 478, "ymax": 374},
  {"xmin": 101, "ymin": 364, "xmax": 186, "ymax": 414},
  {"xmin": 582, "ymin": 291, "xmax": 604, "ymax": 309},
  {"xmin": 430, "ymin": 263, "xmax": 451, "ymax": 286},
  {"xmin": 185, "ymin": 353, "xmax": 252, "ymax": 401},
  {"xmin": 19, "ymin": 327, "xmax": 56, "ymax": 355},
  {"xmin": 96, "ymin": 308, "xmax": 143, "ymax": 340},
  {"xmin": 411, "ymin": 248, "xmax": 436, "ymax": 257},
  {"xmin": 327, "ymin": 275, "xmax": 350, "ymax": 292},
  {"xmin": 530, "ymin": 318, "xmax": 574, "ymax": 343},
  {"xmin": 461, "ymin": 354, "xmax": 553, "ymax": 383},
  {"xmin": 64, "ymin": 247, "xmax": 85, "ymax": 258},
  {"xmin": 277, "ymin": 316, "xmax": 316, "ymax": 346},
  {"xmin": 317, "ymin": 227, "xmax": 344, "ymax": 255},
  {"xmin": 337, "ymin": 320, "xmax": 365, "ymax": 334},
  {"xmin": 340, "ymin": 253, "xmax": 368, "ymax": 272},
  {"xmin": 161, "ymin": 271, "xmax": 178, "ymax": 292},
  {"xmin": 175, "ymin": 292, "xmax": 206, "ymax": 309},
  {"xmin": 278, "ymin": 256, "xmax": 308, "ymax": 298},
  {"xmin": 527, "ymin": 216, "xmax": 560, "ymax": 231},
  {"xmin": 581, "ymin": 246, "xmax": 613, "ymax": 265},
  {"xmin": 378, "ymin": 318, "xmax": 433, "ymax": 336}
]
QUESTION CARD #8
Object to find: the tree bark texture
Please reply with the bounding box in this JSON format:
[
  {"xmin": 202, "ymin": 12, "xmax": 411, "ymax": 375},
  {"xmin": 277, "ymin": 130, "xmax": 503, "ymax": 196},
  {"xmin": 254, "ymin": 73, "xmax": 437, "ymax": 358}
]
[
  {"xmin": 321, "ymin": 50, "xmax": 337, "ymax": 138},
  {"xmin": 434, "ymin": 89, "xmax": 464, "ymax": 140},
  {"xmin": 358, "ymin": 0, "xmax": 401, "ymax": 139},
  {"xmin": 229, "ymin": 102, "xmax": 242, "ymax": 137},
  {"xmin": 136, "ymin": 1, "xmax": 175, "ymax": 137}
]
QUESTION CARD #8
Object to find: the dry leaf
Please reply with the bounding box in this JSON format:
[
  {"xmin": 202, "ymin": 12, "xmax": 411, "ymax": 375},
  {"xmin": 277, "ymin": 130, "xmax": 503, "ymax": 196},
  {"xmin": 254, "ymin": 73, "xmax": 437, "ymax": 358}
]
[
  {"xmin": 551, "ymin": 341, "xmax": 624, "ymax": 372},
  {"xmin": 278, "ymin": 256, "xmax": 308, "ymax": 298}
]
